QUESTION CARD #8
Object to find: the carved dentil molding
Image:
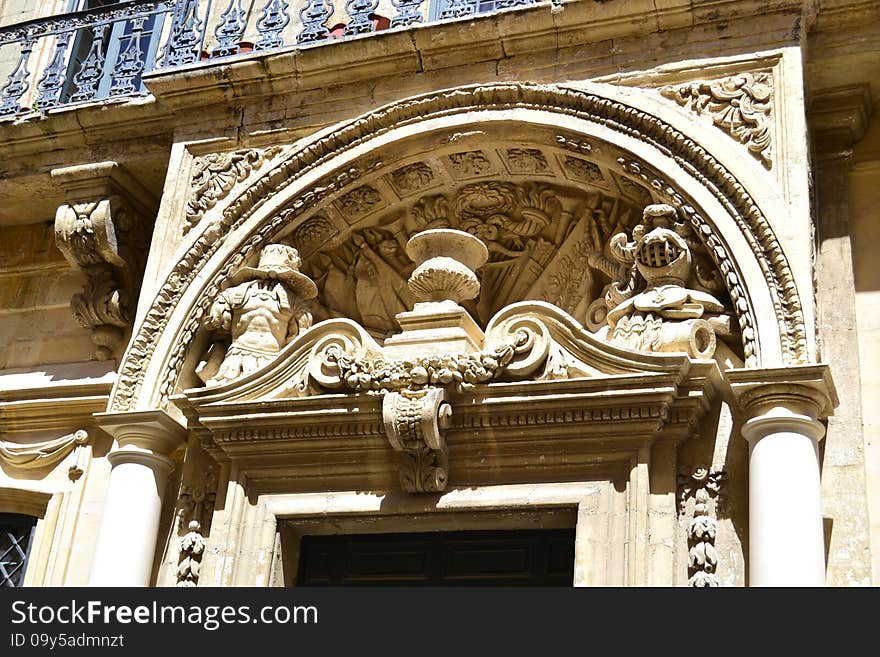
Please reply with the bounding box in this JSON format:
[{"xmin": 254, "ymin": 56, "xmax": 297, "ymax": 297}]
[
  {"xmin": 661, "ymin": 72, "xmax": 773, "ymax": 169},
  {"xmin": 52, "ymin": 162, "xmax": 155, "ymax": 360}
]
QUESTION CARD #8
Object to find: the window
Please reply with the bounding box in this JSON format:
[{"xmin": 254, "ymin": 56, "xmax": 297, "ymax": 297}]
[
  {"xmin": 297, "ymin": 528, "xmax": 575, "ymax": 586},
  {"xmin": 61, "ymin": 0, "xmax": 165, "ymax": 104},
  {"xmin": 0, "ymin": 513, "xmax": 37, "ymax": 587}
]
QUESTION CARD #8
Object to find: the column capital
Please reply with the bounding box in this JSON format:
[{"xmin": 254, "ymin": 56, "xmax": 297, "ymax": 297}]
[
  {"xmin": 727, "ymin": 364, "xmax": 838, "ymax": 421},
  {"xmin": 809, "ymin": 85, "xmax": 872, "ymax": 157},
  {"xmin": 94, "ymin": 408, "xmax": 187, "ymax": 457}
]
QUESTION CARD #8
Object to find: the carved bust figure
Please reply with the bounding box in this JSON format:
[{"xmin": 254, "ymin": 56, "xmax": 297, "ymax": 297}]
[
  {"xmin": 605, "ymin": 204, "xmax": 731, "ymax": 359},
  {"xmin": 197, "ymin": 243, "xmax": 317, "ymax": 386}
]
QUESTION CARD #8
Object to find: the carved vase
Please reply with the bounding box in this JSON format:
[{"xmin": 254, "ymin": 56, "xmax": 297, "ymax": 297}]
[{"xmin": 405, "ymin": 229, "xmax": 489, "ymax": 304}]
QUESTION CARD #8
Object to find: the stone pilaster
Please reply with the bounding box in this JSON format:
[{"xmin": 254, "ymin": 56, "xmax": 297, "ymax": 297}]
[
  {"xmin": 89, "ymin": 410, "xmax": 186, "ymax": 586},
  {"xmin": 729, "ymin": 365, "xmax": 837, "ymax": 586},
  {"xmin": 809, "ymin": 86, "xmax": 873, "ymax": 585}
]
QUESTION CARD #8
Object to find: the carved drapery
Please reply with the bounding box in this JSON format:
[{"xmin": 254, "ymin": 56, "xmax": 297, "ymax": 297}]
[
  {"xmin": 52, "ymin": 162, "xmax": 156, "ymax": 360},
  {"xmin": 0, "ymin": 429, "xmax": 90, "ymax": 480}
]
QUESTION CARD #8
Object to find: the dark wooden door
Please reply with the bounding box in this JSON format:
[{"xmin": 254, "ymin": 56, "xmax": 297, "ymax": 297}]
[{"xmin": 297, "ymin": 528, "xmax": 575, "ymax": 586}]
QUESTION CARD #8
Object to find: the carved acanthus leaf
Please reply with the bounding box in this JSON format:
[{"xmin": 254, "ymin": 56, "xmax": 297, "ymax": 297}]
[
  {"xmin": 661, "ymin": 72, "xmax": 773, "ymax": 169},
  {"xmin": 185, "ymin": 147, "xmax": 281, "ymax": 232},
  {"xmin": 54, "ymin": 181, "xmax": 152, "ymax": 360}
]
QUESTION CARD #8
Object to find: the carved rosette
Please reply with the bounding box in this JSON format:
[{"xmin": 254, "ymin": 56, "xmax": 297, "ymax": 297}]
[
  {"xmin": 661, "ymin": 72, "xmax": 773, "ymax": 169},
  {"xmin": 382, "ymin": 387, "xmax": 452, "ymax": 493},
  {"xmin": 678, "ymin": 466, "xmax": 726, "ymax": 587}
]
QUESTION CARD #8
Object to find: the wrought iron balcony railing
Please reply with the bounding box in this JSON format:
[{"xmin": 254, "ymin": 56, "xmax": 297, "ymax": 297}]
[{"xmin": 0, "ymin": 0, "xmax": 542, "ymax": 119}]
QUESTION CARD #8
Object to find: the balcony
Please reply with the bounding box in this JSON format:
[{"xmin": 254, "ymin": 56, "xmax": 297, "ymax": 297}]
[{"xmin": 0, "ymin": 0, "xmax": 550, "ymax": 119}]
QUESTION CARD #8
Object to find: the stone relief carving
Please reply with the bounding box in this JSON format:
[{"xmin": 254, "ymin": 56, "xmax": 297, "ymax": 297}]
[
  {"xmin": 678, "ymin": 466, "xmax": 726, "ymax": 587},
  {"xmin": 603, "ymin": 204, "xmax": 733, "ymax": 359},
  {"xmin": 389, "ymin": 162, "xmax": 434, "ymax": 194},
  {"xmin": 110, "ymin": 83, "xmax": 808, "ymax": 414},
  {"xmin": 563, "ymin": 156, "xmax": 604, "ymax": 184},
  {"xmin": 55, "ymin": 176, "xmax": 152, "ymax": 361},
  {"xmin": 382, "ymin": 387, "xmax": 451, "ymax": 493},
  {"xmin": 0, "ymin": 429, "xmax": 90, "ymax": 481},
  {"xmin": 175, "ymin": 469, "xmax": 217, "ymax": 587},
  {"xmin": 505, "ymin": 148, "xmax": 549, "ymax": 173},
  {"xmin": 617, "ymin": 157, "xmax": 755, "ymax": 365},
  {"xmin": 336, "ymin": 184, "xmax": 382, "ymax": 218},
  {"xmin": 447, "ymin": 150, "xmax": 492, "ymax": 177},
  {"xmin": 287, "ymin": 214, "xmax": 338, "ymax": 258},
  {"xmin": 197, "ymin": 244, "xmax": 317, "ymax": 386},
  {"xmin": 661, "ymin": 72, "xmax": 773, "ymax": 169},
  {"xmin": 185, "ymin": 147, "xmax": 281, "ymax": 233}
]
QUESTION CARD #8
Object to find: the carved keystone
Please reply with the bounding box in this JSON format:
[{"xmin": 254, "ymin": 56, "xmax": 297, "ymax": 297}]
[
  {"xmin": 52, "ymin": 162, "xmax": 156, "ymax": 360},
  {"xmin": 382, "ymin": 387, "xmax": 452, "ymax": 493}
]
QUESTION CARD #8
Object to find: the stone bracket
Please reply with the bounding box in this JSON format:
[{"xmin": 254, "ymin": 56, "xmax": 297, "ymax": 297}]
[
  {"xmin": 52, "ymin": 161, "xmax": 157, "ymax": 360},
  {"xmin": 382, "ymin": 387, "xmax": 452, "ymax": 493}
]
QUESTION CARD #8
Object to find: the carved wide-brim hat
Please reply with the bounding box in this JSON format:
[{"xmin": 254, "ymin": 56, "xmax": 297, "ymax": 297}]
[{"xmin": 229, "ymin": 243, "xmax": 318, "ymax": 299}]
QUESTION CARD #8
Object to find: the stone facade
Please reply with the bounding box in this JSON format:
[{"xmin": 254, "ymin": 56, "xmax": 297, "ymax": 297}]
[{"xmin": 0, "ymin": 0, "xmax": 878, "ymax": 587}]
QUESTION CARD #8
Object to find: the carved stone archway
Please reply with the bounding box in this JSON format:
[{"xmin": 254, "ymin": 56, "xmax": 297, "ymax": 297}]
[
  {"xmin": 87, "ymin": 82, "xmax": 833, "ymax": 589},
  {"xmin": 107, "ymin": 82, "xmax": 810, "ymax": 416}
]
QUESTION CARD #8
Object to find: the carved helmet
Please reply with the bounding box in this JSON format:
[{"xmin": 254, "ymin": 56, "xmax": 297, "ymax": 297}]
[{"xmin": 229, "ymin": 243, "xmax": 318, "ymax": 299}]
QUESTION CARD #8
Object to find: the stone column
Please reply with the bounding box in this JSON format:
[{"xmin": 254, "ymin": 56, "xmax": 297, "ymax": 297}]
[
  {"xmin": 89, "ymin": 410, "xmax": 186, "ymax": 586},
  {"xmin": 729, "ymin": 365, "xmax": 837, "ymax": 586}
]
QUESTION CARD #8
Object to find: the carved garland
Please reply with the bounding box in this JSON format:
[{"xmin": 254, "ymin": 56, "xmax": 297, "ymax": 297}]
[
  {"xmin": 110, "ymin": 83, "xmax": 807, "ymax": 412},
  {"xmin": 678, "ymin": 466, "xmax": 726, "ymax": 587}
]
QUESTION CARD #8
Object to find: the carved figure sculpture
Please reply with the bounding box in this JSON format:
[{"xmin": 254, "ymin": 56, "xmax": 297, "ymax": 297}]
[
  {"xmin": 605, "ymin": 204, "xmax": 731, "ymax": 359},
  {"xmin": 198, "ymin": 244, "xmax": 317, "ymax": 386}
]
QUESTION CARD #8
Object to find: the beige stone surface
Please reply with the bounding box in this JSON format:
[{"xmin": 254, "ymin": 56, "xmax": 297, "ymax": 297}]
[{"xmin": 0, "ymin": 0, "xmax": 877, "ymax": 588}]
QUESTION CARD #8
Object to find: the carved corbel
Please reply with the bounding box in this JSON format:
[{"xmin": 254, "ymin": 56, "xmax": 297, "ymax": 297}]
[
  {"xmin": 382, "ymin": 387, "xmax": 452, "ymax": 493},
  {"xmin": 52, "ymin": 162, "xmax": 156, "ymax": 360}
]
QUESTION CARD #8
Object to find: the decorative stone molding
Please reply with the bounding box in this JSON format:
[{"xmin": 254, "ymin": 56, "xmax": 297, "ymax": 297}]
[
  {"xmin": 729, "ymin": 364, "xmax": 838, "ymax": 420},
  {"xmin": 604, "ymin": 204, "xmax": 733, "ymax": 359},
  {"xmin": 185, "ymin": 147, "xmax": 281, "ymax": 233},
  {"xmin": 197, "ymin": 243, "xmax": 317, "ymax": 386},
  {"xmin": 175, "ymin": 468, "xmax": 217, "ymax": 587},
  {"xmin": 110, "ymin": 83, "xmax": 808, "ymax": 413},
  {"xmin": 0, "ymin": 429, "xmax": 90, "ymax": 481},
  {"xmin": 382, "ymin": 387, "xmax": 451, "ymax": 493},
  {"xmin": 52, "ymin": 162, "xmax": 156, "ymax": 360},
  {"xmin": 661, "ymin": 72, "xmax": 773, "ymax": 169},
  {"xmin": 678, "ymin": 466, "xmax": 726, "ymax": 587},
  {"xmin": 809, "ymin": 85, "xmax": 872, "ymax": 156}
]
